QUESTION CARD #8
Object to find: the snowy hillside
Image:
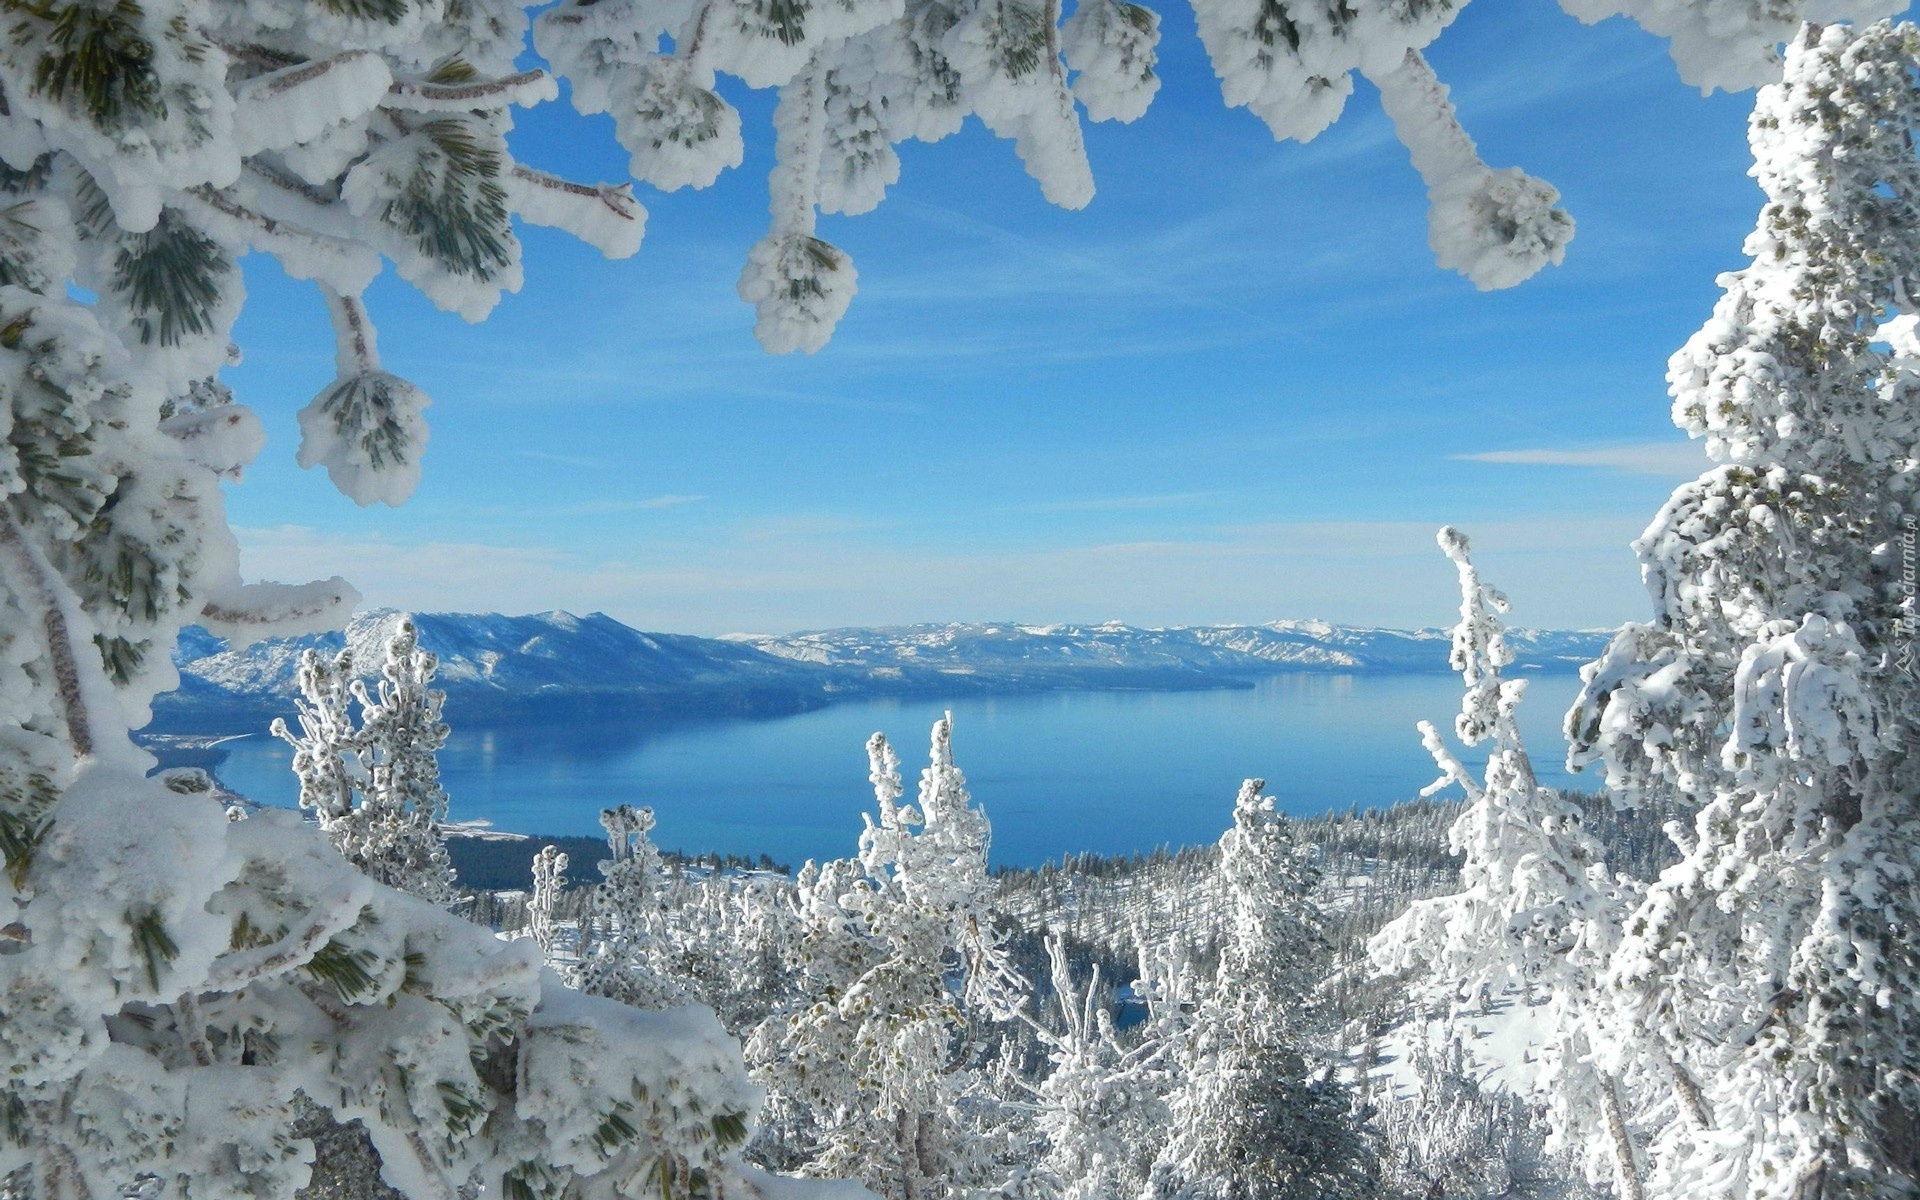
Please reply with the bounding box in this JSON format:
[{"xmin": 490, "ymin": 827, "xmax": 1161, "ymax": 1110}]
[
  {"xmin": 157, "ymin": 610, "xmax": 832, "ymax": 729},
  {"xmin": 153, "ymin": 611, "xmax": 1612, "ymax": 731},
  {"xmin": 737, "ymin": 620, "xmax": 1607, "ymax": 677}
]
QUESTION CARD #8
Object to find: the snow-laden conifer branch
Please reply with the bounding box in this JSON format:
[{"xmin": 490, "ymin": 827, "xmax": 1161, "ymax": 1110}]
[{"xmin": 1367, "ymin": 52, "xmax": 1573, "ymax": 291}]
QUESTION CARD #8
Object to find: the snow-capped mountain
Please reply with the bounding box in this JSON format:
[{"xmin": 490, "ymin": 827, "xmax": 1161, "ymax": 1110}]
[
  {"xmin": 158, "ymin": 610, "xmax": 832, "ymax": 729},
  {"xmin": 153, "ymin": 611, "xmax": 1612, "ymax": 732},
  {"xmin": 735, "ymin": 619, "xmax": 1606, "ymax": 678}
]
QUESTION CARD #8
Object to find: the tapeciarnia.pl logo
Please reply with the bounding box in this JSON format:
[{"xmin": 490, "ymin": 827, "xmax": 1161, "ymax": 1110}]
[{"xmin": 1898, "ymin": 515, "xmax": 1918, "ymax": 681}]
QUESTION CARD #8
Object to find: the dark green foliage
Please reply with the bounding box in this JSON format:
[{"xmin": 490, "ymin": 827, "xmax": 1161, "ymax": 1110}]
[
  {"xmin": 426, "ymin": 55, "xmax": 476, "ymax": 84},
  {"xmin": 311, "ymin": 0, "xmax": 411, "ymax": 23},
  {"xmin": 377, "ymin": 118, "xmax": 512, "ymax": 279},
  {"xmin": 0, "ymin": 200, "xmax": 46, "ymax": 292},
  {"xmin": 591, "ymin": 1106, "xmax": 639, "ymax": 1155},
  {"xmin": 446, "ymin": 834, "xmax": 788, "ymax": 893},
  {"xmin": 4, "ymin": 0, "xmax": 166, "ymax": 131},
  {"xmin": 502, "ymin": 1159, "xmax": 567, "ymax": 1200},
  {"xmin": 0, "ymin": 752, "xmax": 57, "ymax": 888},
  {"xmin": 783, "ymin": 237, "xmax": 841, "ymax": 301},
  {"xmin": 111, "ymin": 208, "xmax": 232, "ymax": 347},
  {"xmin": 0, "ymin": 807, "xmax": 49, "ymax": 889},
  {"xmin": 313, "ymin": 372, "xmax": 413, "ymax": 470},
  {"xmin": 78, "ymin": 493, "xmax": 189, "ymax": 623},
  {"xmin": 755, "ymin": 0, "xmax": 808, "ymax": 47},
  {"xmin": 992, "ymin": 0, "xmax": 1047, "ymax": 79},
  {"xmin": 1252, "ymin": 0, "xmax": 1302, "ymax": 56},
  {"xmin": 711, "ymin": 1111, "xmax": 747, "ymax": 1149},
  {"xmin": 302, "ymin": 936, "xmax": 380, "ymax": 1001},
  {"xmin": 127, "ymin": 906, "xmax": 179, "ymax": 991},
  {"xmin": 93, "ymin": 633, "xmax": 147, "ymax": 686}
]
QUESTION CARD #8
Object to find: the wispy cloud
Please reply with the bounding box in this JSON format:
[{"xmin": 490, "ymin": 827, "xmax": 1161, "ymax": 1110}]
[
  {"xmin": 1006, "ymin": 491, "xmax": 1227, "ymax": 514},
  {"xmin": 732, "ymin": 513, "xmax": 895, "ymax": 541},
  {"xmin": 1454, "ymin": 442, "xmax": 1707, "ymax": 478},
  {"xmin": 236, "ymin": 514, "xmax": 1653, "ymax": 636},
  {"xmin": 517, "ymin": 449, "xmax": 607, "ymax": 470},
  {"xmin": 559, "ymin": 494, "xmax": 708, "ymax": 516}
]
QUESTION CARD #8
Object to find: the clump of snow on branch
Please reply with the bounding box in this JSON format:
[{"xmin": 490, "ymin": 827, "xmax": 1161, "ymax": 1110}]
[
  {"xmin": 1063, "ymin": 0, "xmax": 1163, "ymax": 123},
  {"xmin": 296, "ymin": 289, "xmax": 432, "ymax": 507},
  {"xmin": 1369, "ymin": 51, "xmax": 1573, "ymax": 291}
]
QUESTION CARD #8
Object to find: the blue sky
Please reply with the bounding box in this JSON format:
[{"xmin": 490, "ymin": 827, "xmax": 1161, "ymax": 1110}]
[{"xmin": 223, "ymin": 0, "xmax": 1774, "ymax": 635}]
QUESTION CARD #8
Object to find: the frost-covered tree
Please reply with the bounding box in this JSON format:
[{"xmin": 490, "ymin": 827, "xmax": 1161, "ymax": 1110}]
[
  {"xmin": 573, "ymin": 803, "xmax": 686, "ymax": 1010},
  {"xmin": 1565, "ymin": 22, "xmax": 1920, "ymax": 1200},
  {"xmin": 1148, "ymin": 780, "xmax": 1379, "ymax": 1200},
  {"xmin": 1369, "ymin": 528, "xmax": 1641, "ymax": 1198},
  {"xmin": 749, "ymin": 717, "xmax": 1025, "ymax": 1198},
  {"xmin": 1376, "ymin": 1037, "xmax": 1577, "ymax": 1200},
  {"xmin": 528, "ymin": 843, "xmax": 571, "ymax": 960},
  {"xmin": 1003, "ymin": 934, "xmax": 1178, "ymax": 1200},
  {"xmin": 271, "ymin": 617, "xmax": 457, "ymax": 906}
]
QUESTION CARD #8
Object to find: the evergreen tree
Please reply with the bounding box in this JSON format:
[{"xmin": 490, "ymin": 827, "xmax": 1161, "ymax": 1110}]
[
  {"xmin": 528, "ymin": 842, "xmax": 571, "ymax": 960},
  {"xmin": 748, "ymin": 717, "xmax": 1024, "ymax": 1199},
  {"xmin": 573, "ymin": 803, "xmax": 685, "ymax": 1010},
  {"xmin": 271, "ymin": 616, "xmax": 456, "ymax": 906},
  {"xmin": 1148, "ymin": 780, "xmax": 1379, "ymax": 1200},
  {"xmin": 1566, "ymin": 22, "xmax": 1920, "ymax": 1200},
  {"xmin": 1012, "ymin": 934, "xmax": 1178, "ymax": 1200},
  {"xmin": 1369, "ymin": 528, "xmax": 1641, "ymax": 1198}
]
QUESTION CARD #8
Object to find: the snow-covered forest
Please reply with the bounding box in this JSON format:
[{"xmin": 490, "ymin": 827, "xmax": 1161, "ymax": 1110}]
[{"xmin": 0, "ymin": 1, "xmax": 1916, "ymax": 1200}]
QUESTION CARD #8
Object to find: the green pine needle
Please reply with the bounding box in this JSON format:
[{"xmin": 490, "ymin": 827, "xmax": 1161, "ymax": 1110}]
[
  {"xmin": 112, "ymin": 208, "xmax": 231, "ymax": 347},
  {"xmin": 5, "ymin": 0, "xmax": 168, "ymax": 131},
  {"xmin": 710, "ymin": 1111, "xmax": 747, "ymax": 1148},
  {"xmin": 127, "ymin": 907, "xmax": 178, "ymax": 991},
  {"xmin": 0, "ymin": 814, "xmax": 47, "ymax": 888},
  {"xmin": 311, "ymin": 0, "xmax": 410, "ymax": 24},
  {"xmin": 301, "ymin": 938, "xmax": 380, "ymax": 1001},
  {"xmin": 590, "ymin": 1105, "xmax": 638, "ymax": 1155},
  {"xmin": 379, "ymin": 118, "xmax": 512, "ymax": 280}
]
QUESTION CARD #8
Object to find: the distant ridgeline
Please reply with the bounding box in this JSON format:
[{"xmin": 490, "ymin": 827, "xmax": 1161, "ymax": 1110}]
[{"xmin": 153, "ymin": 609, "xmax": 1612, "ymax": 733}]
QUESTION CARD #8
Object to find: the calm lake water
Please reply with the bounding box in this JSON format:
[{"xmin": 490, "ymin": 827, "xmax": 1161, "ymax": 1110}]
[{"xmin": 206, "ymin": 672, "xmax": 1594, "ymax": 868}]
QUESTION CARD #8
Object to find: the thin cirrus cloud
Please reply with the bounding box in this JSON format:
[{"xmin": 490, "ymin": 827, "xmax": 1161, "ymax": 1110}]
[
  {"xmin": 235, "ymin": 514, "xmax": 1651, "ymax": 636},
  {"xmin": 557, "ymin": 494, "xmax": 708, "ymax": 516},
  {"xmin": 1007, "ymin": 491, "xmax": 1228, "ymax": 514},
  {"xmin": 1455, "ymin": 442, "xmax": 1709, "ymax": 478}
]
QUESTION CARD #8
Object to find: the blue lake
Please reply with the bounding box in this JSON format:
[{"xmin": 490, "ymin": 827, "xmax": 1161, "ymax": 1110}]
[{"xmin": 205, "ymin": 672, "xmax": 1595, "ymax": 869}]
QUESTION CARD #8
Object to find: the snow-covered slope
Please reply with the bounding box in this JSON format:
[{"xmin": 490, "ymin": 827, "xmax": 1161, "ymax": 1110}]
[
  {"xmin": 156, "ymin": 610, "xmax": 834, "ymax": 729},
  {"xmin": 733, "ymin": 620, "xmax": 1605, "ymax": 677},
  {"xmin": 152, "ymin": 611, "xmax": 1612, "ymax": 732}
]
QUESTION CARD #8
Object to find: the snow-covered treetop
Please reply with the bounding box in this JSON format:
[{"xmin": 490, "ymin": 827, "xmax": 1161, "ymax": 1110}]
[{"xmin": 857, "ymin": 714, "xmax": 1026, "ymax": 1018}]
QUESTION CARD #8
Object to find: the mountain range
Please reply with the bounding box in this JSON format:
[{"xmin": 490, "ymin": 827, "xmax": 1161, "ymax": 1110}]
[{"xmin": 151, "ymin": 610, "xmax": 1613, "ymax": 733}]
